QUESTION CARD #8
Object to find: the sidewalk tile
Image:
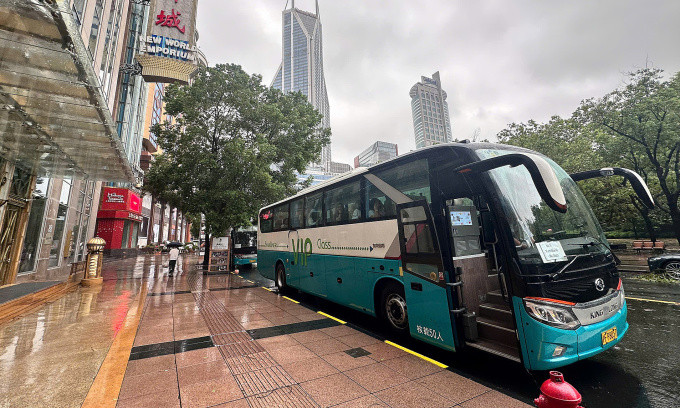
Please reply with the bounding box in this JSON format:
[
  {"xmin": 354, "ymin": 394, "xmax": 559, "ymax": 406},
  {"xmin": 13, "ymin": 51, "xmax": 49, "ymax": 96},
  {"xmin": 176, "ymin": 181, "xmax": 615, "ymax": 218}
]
[
  {"xmin": 268, "ymin": 344, "xmax": 316, "ymax": 364},
  {"xmin": 256, "ymin": 334, "xmax": 300, "ymax": 352},
  {"xmin": 300, "ymin": 372, "xmax": 368, "ymax": 407},
  {"xmin": 116, "ymin": 389, "xmax": 180, "ymax": 408},
  {"xmin": 416, "ymin": 370, "xmax": 489, "ymax": 404},
  {"xmin": 345, "ymin": 362, "xmax": 410, "ymax": 393},
  {"xmin": 123, "ymin": 354, "xmax": 175, "ymax": 377},
  {"xmin": 335, "ymin": 333, "xmax": 381, "ymax": 349},
  {"xmin": 289, "ymin": 329, "xmax": 332, "ymax": 344},
  {"xmin": 375, "ymin": 381, "xmax": 452, "ymax": 408},
  {"xmin": 175, "ymin": 347, "xmax": 222, "ymax": 368},
  {"xmin": 304, "ymin": 338, "xmax": 348, "ymax": 356},
  {"xmin": 179, "ymin": 374, "xmax": 243, "ymax": 408},
  {"xmin": 381, "ymin": 354, "xmax": 444, "ymax": 379},
  {"xmin": 331, "ymin": 395, "xmax": 390, "ymax": 408},
  {"xmin": 281, "ymin": 356, "xmax": 338, "ymax": 383},
  {"xmin": 177, "ymin": 360, "xmax": 231, "ymax": 387},
  {"xmin": 119, "ymin": 369, "xmax": 178, "ymax": 400},
  {"xmin": 363, "ymin": 342, "xmax": 406, "ymax": 362},
  {"xmin": 321, "ymin": 351, "xmax": 374, "ymax": 372},
  {"xmin": 459, "ymin": 390, "xmax": 533, "ymax": 408}
]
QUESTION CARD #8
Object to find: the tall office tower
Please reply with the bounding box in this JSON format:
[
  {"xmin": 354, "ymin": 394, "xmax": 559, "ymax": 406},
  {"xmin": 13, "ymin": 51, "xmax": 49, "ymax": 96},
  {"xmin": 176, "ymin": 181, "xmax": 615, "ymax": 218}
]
[
  {"xmin": 409, "ymin": 72, "xmax": 453, "ymax": 149},
  {"xmin": 354, "ymin": 141, "xmax": 398, "ymax": 168},
  {"xmin": 272, "ymin": 0, "xmax": 331, "ymax": 172}
]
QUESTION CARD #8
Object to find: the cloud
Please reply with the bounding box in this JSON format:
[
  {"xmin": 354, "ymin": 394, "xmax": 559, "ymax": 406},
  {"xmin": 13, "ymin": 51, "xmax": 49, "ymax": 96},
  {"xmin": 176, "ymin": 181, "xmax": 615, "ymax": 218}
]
[{"xmin": 197, "ymin": 0, "xmax": 680, "ymax": 164}]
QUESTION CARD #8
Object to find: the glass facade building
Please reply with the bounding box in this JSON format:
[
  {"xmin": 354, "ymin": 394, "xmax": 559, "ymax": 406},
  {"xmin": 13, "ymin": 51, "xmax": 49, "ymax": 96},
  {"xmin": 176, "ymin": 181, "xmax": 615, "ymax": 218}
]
[
  {"xmin": 272, "ymin": 1, "xmax": 331, "ymax": 172},
  {"xmin": 409, "ymin": 72, "xmax": 453, "ymax": 149},
  {"xmin": 353, "ymin": 141, "xmax": 398, "ymax": 168}
]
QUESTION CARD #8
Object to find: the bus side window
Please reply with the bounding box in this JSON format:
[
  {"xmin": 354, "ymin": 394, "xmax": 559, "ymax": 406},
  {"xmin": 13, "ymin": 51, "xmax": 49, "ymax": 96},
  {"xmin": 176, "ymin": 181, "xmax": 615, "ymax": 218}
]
[
  {"xmin": 259, "ymin": 209, "xmax": 273, "ymax": 233},
  {"xmin": 273, "ymin": 204, "xmax": 289, "ymax": 231},
  {"xmin": 325, "ymin": 181, "xmax": 361, "ymax": 225},
  {"xmin": 366, "ymin": 181, "xmax": 396, "ymax": 219},
  {"xmin": 374, "ymin": 158, "xmax": 431, "ymax": 203},
  {"xmin": 305, "ymin": 192, "xmax": 323, "ymax": 227},
  {"xmin": 290, "ymin": 198, "xmax": 304, "ymax": 229}
]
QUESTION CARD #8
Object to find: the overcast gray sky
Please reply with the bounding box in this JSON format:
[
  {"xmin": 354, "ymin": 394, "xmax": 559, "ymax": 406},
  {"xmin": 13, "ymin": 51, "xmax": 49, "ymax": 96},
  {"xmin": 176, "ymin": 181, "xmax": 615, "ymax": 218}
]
[{"xmin": 196, "ymin": 0, "xmax": 680, "ymax": 165}]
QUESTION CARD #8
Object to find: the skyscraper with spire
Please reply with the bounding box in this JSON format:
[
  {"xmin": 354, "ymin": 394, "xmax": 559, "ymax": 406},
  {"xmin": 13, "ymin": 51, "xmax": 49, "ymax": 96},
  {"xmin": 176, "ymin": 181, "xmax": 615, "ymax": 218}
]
[{"xmin": 272, "ymin": 0, "xmax": 331, "ymax": 173}]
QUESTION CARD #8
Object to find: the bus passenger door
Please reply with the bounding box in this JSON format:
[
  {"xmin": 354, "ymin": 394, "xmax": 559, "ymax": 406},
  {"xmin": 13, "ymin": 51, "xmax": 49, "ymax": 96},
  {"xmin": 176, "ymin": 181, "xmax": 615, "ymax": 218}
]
[
  {"xmin": 287, "ymin": 230, "xmax": 301, "ymax": 287},
  {"xmin": 397, "ymin": 200, "xmax": 457, "ymax": 351}
]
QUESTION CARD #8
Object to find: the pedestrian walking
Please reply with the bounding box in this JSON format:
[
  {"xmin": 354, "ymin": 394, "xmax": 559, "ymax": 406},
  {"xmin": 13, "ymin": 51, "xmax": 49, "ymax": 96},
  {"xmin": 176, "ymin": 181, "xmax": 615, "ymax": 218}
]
[{"xmin": 168, "ymin": 246, "xmax": 180, "ymax": 275}]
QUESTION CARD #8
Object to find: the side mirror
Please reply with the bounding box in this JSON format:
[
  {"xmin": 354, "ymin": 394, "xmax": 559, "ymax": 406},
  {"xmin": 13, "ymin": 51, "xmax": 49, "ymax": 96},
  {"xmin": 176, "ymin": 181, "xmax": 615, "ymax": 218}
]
[
  {"xmin": 570, "ymin": 167, "xmax": 654, "ymax": 209},
  {"xmin": 453, "ymin": 153, "xmax": 567, "ymax": 213}
]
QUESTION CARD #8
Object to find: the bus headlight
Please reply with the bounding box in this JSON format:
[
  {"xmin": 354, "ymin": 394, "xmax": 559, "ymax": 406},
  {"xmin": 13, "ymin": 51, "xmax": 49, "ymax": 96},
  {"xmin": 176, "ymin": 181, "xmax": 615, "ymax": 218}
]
[{"xmin": 524, "ymin": 298, "xmax": 581, "ymax": 329}]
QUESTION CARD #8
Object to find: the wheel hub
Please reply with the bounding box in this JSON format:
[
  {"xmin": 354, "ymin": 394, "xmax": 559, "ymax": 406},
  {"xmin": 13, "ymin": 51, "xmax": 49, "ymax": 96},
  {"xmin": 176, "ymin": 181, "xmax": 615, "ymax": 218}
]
[
  {"xmin": 666, "ymin": 262, "xmax": 680, "ymax": 280},
  {"xmin": 386, "ymin": 294, "xmax": 407, "ymax": 328}
]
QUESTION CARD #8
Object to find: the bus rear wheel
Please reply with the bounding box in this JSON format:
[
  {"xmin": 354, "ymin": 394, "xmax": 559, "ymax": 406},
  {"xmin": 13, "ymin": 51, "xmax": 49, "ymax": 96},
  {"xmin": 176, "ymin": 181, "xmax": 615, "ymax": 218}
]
[
  {"xmin": 276, "ymin": 263, "xmax": 287, "ymax": 290},
  {"xmin": 380, "ymin": 282, "xmax": 409, "ymax": 333}
]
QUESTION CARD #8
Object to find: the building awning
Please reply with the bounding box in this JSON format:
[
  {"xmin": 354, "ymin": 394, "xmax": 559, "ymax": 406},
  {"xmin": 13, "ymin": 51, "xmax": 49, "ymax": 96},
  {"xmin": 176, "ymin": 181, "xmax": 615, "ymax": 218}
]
[{"xmin": 0, "ymin": 0, "xmax": 135, "ymax": 182}]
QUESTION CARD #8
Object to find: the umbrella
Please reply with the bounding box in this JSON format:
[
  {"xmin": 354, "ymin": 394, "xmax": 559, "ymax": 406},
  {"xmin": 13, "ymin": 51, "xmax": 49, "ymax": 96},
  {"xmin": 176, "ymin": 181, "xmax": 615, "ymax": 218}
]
[{"xmin": 167, "ymin": 241, "xmax": 183, "ymax": 248}]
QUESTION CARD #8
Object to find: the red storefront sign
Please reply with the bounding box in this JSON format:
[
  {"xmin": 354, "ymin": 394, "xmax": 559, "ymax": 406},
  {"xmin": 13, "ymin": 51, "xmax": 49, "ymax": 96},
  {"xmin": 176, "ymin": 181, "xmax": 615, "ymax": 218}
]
[{"xmin": 96, "ymin": 188, "xmax": 143, "ymax": 250}]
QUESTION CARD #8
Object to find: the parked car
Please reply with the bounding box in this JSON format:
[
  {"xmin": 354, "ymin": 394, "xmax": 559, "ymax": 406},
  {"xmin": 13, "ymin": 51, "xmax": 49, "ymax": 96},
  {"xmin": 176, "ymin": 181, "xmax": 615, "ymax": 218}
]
[{"xmin": 648, "ymin": 253, "xmax": 680, "ymax": 280}]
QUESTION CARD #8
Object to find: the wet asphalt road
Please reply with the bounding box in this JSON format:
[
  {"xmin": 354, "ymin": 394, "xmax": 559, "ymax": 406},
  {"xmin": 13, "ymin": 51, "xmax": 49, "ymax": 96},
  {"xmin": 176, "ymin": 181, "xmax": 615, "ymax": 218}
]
[{"xmin": 238, "ymin": 266, "xmax": 680, "ymax": 408}]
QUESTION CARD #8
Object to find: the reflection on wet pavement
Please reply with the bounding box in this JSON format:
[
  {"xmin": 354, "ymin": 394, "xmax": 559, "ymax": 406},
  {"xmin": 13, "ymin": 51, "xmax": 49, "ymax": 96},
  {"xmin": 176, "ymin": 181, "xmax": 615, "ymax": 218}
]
[{"xmin": 0, "ymin": 255, "xmax": 170, "ymax": 408}]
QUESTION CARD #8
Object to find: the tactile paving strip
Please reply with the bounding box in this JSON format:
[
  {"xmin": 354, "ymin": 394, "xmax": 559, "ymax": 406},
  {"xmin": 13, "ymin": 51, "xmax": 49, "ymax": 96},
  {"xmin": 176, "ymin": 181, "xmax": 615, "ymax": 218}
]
[
  {"xmin": 235, "ymin": 366, "xmax": 296, "ymax": 397},
  {"xmin": 217, "ymin": 340, "xmax": 265, "ymax": 359},
  {"xmin": 247, "ymin": 385, "xmax": 319, "ymax": 408},
  {"xmin": 186, "ymin": 268, "xmax": 320, "ymax": 407},
  {"xmin": 226, "ymin": 352, "xmax": 278, "ymax": 375},
  {"xmin": 212, "ymin": 331, "xmax": 252, "ymax": 346}
]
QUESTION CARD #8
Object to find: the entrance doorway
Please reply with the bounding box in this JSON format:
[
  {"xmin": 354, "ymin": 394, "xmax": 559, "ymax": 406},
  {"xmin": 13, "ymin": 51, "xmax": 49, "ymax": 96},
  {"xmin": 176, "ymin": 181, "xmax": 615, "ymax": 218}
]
[{"xmin": 0, "ymin": 204, "xmax": 23, "ymax": 285}]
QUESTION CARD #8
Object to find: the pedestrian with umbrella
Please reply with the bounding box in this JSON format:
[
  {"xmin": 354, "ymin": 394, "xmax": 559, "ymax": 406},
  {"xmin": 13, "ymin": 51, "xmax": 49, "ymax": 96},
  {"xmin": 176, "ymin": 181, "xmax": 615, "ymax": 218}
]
[{"xmin": 167, "ymin": 242, "xmax": 182, "ymax": 276}]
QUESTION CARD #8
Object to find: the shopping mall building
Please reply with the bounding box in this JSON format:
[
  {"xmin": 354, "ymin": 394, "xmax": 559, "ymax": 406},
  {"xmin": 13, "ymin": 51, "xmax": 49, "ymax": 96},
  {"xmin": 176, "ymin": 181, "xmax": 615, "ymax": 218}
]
[{"xmin": 0, "ymin": 1, "xmax": 204, "ymax": 285}]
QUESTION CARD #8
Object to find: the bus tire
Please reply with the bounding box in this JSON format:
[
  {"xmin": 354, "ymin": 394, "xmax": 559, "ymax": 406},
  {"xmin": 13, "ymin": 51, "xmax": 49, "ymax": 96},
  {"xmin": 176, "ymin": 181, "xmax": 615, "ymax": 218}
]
[
  {"xmin": 275, "ymin": 262, "xmax": 287, "ymax": 290},
  {"xmin": 379, "ymin": 282, "xmax": 409, "ymax": 334}
]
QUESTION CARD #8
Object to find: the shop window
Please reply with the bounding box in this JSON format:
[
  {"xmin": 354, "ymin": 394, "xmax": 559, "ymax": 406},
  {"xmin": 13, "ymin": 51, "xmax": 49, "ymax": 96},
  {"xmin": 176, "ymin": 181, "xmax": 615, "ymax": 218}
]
[
  {"xmin": 49, "ymin": 178, "xmax": 72, "ymax": 268},
  {"xmin": 18, "ymin": 177, "xmax": 50, "ymax": 273}
]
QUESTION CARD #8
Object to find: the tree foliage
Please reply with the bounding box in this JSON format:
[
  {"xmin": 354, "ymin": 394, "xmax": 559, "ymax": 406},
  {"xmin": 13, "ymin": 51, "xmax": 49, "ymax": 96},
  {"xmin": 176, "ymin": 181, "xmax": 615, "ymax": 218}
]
[
  {"xmin": 498, "ymin": 69, "xmax": 680, "ymax": 242},
  {"xmin": 145, "ymin": 64, "xmax": 330, "ymax": 241}
]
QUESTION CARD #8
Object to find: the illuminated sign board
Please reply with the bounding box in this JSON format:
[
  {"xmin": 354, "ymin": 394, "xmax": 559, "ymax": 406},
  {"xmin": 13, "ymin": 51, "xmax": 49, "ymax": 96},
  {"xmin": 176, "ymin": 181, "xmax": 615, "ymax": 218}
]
[{"xmin": 137, "ymin": 0, "xmax": 199, "ymax": 84}]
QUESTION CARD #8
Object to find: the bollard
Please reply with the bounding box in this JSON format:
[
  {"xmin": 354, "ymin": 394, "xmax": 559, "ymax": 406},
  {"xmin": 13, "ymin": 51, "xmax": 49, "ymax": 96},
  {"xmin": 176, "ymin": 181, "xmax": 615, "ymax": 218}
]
[
  {"xmin": 81, "ymin": 237, "xmax": 106, "ymax": 287},
  {"xmin": 534, "ymin": 371, "xmax": 584, "ymax": 408}
]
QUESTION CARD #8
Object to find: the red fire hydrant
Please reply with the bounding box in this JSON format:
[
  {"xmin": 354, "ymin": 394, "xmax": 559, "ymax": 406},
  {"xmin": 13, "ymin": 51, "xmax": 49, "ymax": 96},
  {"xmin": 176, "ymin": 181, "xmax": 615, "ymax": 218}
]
[{"xmin": 534, "ymin": 371, "xmax": 584, "ymax": 408}]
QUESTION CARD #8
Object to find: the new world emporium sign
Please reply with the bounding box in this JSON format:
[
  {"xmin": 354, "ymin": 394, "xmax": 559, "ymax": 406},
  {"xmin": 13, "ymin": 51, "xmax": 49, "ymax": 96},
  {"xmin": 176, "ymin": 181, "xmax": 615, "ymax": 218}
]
[{"xmin": 136, "ymin": 0, "xmax": 199, "ymax": 84}]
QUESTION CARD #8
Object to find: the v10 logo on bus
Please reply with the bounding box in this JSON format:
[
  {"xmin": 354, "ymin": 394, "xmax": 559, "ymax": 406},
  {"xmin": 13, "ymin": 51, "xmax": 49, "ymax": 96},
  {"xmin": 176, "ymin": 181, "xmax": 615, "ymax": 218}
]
[{"xmin": 292, "ymin": 238, "xmax": 313, "ymax": 266}]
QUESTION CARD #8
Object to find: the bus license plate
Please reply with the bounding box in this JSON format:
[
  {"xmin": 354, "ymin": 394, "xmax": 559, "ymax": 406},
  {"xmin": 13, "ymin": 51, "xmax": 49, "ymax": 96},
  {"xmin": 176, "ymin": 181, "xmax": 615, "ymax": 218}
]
[
  {"xmin": 249, "ymin": 259, "xmax": 256, "ymax": 263},
  {"xmin": 601, "ymin": 327, "xmax": 617, "ymax": 346}
]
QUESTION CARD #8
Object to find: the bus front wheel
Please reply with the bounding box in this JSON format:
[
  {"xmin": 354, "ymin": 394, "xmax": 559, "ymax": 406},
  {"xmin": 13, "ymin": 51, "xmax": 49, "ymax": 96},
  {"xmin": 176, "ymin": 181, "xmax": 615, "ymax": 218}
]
[
  {"xmin": 380, "ymin": 282, "xmax": 409, "ymax": 333},
  {"xmin": 275, "ymin": 263, "xmax": 287, "ymax": 290}
]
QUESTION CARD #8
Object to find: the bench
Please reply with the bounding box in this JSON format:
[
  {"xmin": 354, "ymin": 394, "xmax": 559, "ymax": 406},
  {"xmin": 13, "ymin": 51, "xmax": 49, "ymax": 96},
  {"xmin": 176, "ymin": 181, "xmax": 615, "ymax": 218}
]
[{"xmin": 633, "ymin": 240, "xmax": 665, "ymax": 254}]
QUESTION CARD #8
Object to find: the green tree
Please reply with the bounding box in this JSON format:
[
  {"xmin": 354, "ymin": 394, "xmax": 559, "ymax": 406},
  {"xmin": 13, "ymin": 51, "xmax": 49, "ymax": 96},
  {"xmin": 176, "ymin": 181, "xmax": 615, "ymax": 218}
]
[
  {"xmin": 147, "ymin": 64, "xmax": 330, "ymax": 263},
  {"xmin": 497, "ymin": 116, "xmax": 637, "ymax": 233},
  {"xmin": 581, "ymin": 69, "xmax": 680, "ymax": 243}
]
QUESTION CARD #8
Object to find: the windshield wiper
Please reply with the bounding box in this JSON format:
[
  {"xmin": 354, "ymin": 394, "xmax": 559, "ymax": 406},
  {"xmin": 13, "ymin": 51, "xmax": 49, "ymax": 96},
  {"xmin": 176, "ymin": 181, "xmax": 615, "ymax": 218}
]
[
  {"xmin": 566, "ymin": 241, "xmax": 601, "ymax": 249},
  {"xmin": 550, "ymin": 254, "xmax": 589, "ymax": 281}
]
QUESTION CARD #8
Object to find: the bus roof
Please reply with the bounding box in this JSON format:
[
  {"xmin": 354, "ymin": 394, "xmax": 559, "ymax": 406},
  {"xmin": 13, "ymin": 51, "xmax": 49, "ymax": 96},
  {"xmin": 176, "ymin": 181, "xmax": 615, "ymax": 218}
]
[{"xmin": 259, "ymin": 142, "xmax": 538, "ymax": 212}]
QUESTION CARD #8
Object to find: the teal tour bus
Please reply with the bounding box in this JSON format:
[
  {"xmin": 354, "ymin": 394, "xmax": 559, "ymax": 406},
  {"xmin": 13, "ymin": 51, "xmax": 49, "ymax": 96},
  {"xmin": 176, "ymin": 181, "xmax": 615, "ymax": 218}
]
[{"xmin": 257, "ymin": 142, "xmax": 654, "ymax": 370}]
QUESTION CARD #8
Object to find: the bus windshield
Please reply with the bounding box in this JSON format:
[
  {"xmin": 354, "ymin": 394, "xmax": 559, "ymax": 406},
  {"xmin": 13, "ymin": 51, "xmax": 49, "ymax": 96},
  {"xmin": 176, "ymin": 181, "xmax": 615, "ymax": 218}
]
[{"xmin": 476, "ymin": 149, "xmax": 610, "ymax": 270}]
